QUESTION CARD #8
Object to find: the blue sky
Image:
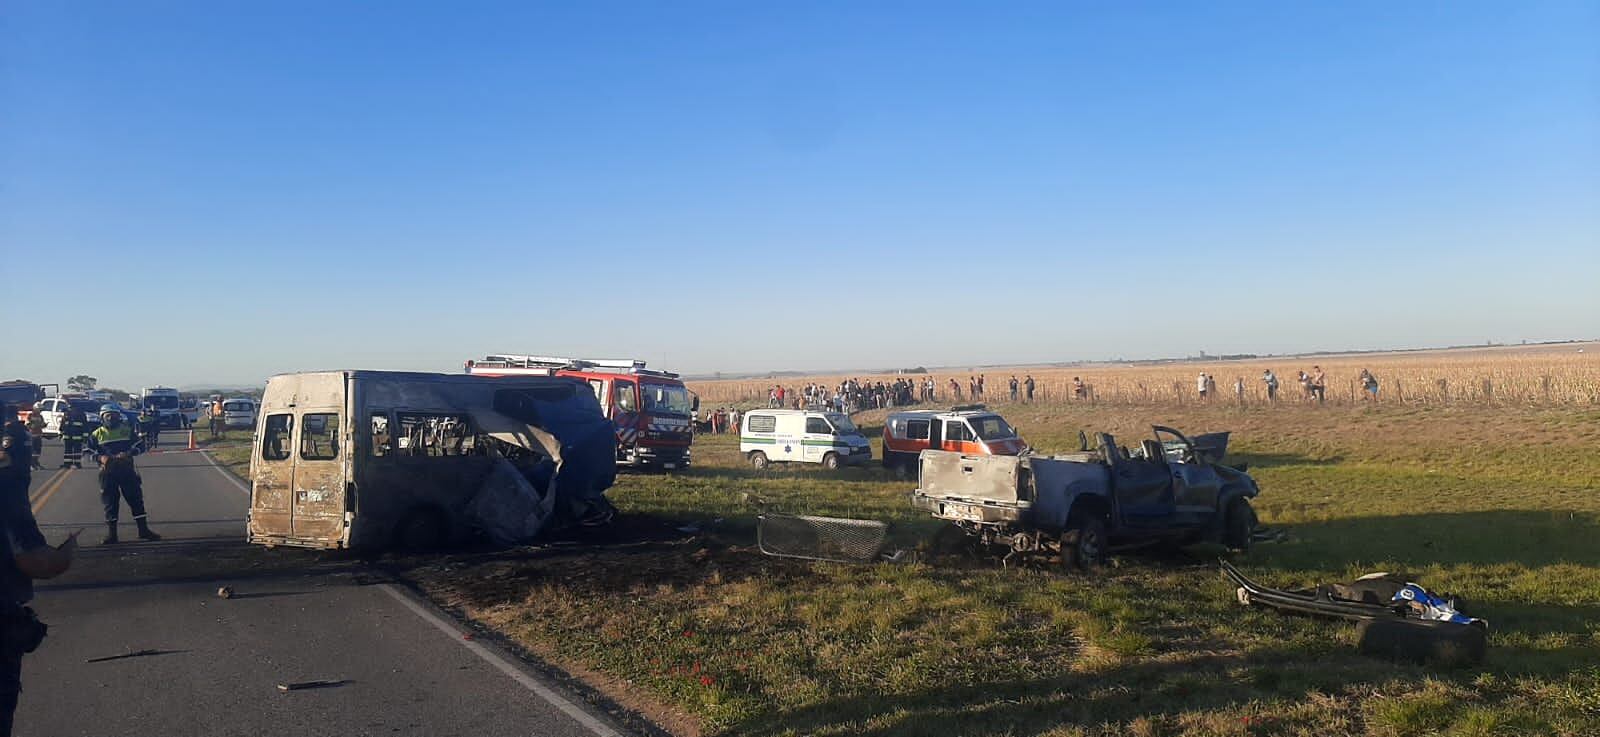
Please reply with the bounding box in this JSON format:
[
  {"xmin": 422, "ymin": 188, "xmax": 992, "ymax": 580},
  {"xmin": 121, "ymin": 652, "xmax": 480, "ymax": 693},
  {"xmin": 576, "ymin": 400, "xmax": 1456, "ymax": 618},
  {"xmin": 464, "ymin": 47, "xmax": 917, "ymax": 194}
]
[{"xmin": 3, "ymin": 1, "xmax": 1597, "ymax": 388}]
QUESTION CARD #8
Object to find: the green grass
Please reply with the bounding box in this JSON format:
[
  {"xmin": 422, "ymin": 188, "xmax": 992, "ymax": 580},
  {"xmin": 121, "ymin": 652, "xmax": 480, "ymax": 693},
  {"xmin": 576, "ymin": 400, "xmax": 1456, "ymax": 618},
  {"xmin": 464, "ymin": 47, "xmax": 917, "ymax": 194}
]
[
  {"xmin": 194, "ymin": 426, "xmax": 252, "ymax": 478},
  {"xmin": 401, "ymin": 404, "xmax": 1600, "ymax": 736}
]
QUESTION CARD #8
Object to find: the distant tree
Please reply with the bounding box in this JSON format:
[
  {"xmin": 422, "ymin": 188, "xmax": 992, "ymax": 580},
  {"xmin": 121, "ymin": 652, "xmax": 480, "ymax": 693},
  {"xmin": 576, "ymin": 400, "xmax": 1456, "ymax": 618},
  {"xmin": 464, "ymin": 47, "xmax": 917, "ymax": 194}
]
[{"xmin": 67, "ymin": 375, "xmax": 98, "ymax": 392}]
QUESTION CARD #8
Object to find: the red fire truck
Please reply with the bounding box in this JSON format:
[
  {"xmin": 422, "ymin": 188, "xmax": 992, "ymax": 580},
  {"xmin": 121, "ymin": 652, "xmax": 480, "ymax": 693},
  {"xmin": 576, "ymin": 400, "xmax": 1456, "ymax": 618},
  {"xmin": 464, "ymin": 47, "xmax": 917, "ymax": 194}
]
[{"xmin": 465, "ymin": 355, "xmax": 697, "ymax": 469}]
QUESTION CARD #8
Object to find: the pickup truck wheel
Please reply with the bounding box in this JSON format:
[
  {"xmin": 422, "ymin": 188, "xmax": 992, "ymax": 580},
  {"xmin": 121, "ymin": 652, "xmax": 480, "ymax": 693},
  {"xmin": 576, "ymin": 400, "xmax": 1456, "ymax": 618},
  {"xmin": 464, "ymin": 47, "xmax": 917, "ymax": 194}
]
[
  {"xmin": 749, "ymin": 451, "xmax": 769, "ymax": 470},
  {"xmin": 1060, "ymin": 515, "xmax": 1109, "ymax": 572},
  {"xmin": 821, "ymin": 452, "xmax": 840, "ymax": 470},
  {"xmin": 1222, "ymin": 498, "xmax": 1257, "ymax": 551}
]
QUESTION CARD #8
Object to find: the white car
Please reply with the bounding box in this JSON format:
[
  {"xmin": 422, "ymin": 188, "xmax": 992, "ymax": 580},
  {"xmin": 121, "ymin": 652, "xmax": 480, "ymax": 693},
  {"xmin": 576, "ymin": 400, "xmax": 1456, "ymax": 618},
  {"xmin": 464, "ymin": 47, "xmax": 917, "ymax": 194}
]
[
  {"xmin": 33, "ymin": 397, "xmax": 107, "ymax": 436},
  {"xmin": 221, "ymin": 399, "xmax": 258, "ymax": 429}
]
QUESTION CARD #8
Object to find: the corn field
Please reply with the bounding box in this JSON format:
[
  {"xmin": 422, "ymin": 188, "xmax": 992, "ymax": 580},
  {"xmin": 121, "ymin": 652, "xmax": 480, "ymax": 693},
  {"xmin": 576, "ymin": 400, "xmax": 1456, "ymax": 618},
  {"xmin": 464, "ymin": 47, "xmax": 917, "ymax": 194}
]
[{"xmin": 688, "ymin": 344, "xmax": 1600, "ymax": 408}]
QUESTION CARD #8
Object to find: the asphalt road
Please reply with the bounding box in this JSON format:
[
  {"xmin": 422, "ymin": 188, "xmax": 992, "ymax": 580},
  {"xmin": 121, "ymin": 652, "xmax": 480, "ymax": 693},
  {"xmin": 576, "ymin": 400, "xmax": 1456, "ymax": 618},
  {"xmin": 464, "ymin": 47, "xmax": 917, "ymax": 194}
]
[{"xmin": 17, "ymin": 438, "xmax": 634, "ymax": 737}]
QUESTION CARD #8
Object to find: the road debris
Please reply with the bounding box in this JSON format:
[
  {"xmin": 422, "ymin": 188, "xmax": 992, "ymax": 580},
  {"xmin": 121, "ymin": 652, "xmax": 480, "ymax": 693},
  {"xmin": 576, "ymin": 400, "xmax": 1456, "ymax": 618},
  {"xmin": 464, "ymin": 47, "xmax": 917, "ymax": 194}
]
[
  {"xmin": 216, "ymin": 586, "xmax": 234, "ymax": 599},
  {"xmin": 277, "ymin": 679, "xmax": 349, "ymax": 692},
  {"xmin": 86, "ymin": 649, "xmax": 177, "ymax": 663}
]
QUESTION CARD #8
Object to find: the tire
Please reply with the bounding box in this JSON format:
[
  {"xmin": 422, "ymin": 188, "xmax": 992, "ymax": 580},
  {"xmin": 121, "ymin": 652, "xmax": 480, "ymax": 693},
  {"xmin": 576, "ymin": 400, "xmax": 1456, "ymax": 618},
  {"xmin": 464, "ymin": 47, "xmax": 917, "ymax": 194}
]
[
  {"xmin": 1222, "ymin": 498, "xmax": 1257, "ymax": 551},
  {"xmin": 394, "ymin": 508, "xmax": 448, "ymax": 551},
  {"xmin": 1060, "ymin": 513, "xmax": 1109, "ymax": 572},
  {"xmin": 821, "ymin": 452, "xmax": 840, "ymax": 470},
  {"xmin": 1356, "ymin": 618, "xmax": 1487, "ymax": 667},
  {"xmin": 890, "ymin": 460, "xmax": 911, "ymax": 482},
  {"xmin": 749, "ymin": 451, "xmax": 769, "ymax": 470}
]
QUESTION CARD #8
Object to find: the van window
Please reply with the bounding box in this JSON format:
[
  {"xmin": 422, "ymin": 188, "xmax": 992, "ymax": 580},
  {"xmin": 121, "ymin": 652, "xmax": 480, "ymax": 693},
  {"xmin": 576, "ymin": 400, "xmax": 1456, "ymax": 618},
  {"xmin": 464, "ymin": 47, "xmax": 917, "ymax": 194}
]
[
  {"xmin": 300, "ymin": 413, "xmax": 340, "ymax": 460},
  {"xmin": 888, "ymin": 418, "xmax": 904, "ymax": 437},
  {"xmin": 613, "ymin": 382, "xmax": 637, "ymax": 413},
  {"xmin": 805, "ymin": 417, "xmax": 832, "ymax": 435},
  {"xmin": 945, "ymin": 420, "xmax": 972, "ymax": 443},
  {"xmin": 261, "ymin": 414, "xmax": 293, "ymax": 461},
  {"xmin": 395, "ymin": 412, "xmax": 475, "ymax": 457},
  {"xmin": 907, "ymin": 419, "xmax": 930, "ymax": 440},
  {"xmin": 370, "ymin": 412, "xmax": 391, "ymax": 457},
  {"xmin": 747, "ymin": 414, "xmax": 776, "ymax": 433}
]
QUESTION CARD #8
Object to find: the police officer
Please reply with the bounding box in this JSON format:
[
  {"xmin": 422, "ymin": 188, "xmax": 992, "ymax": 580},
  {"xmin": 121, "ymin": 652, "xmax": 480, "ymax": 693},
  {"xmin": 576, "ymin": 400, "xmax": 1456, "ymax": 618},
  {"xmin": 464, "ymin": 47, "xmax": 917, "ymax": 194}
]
[
  {"xmin": 137, "ymin": 404, "xmax": 160, "ymax": 450},
  {"xmin": 0, "ymin": 403, "xmax": 78, "ymax": 735},
  {"xmin": 88, "ymin": 406, "xmax": 161, "ymax": 544},
  {"xmin": 58, "ymin": 408, "xmax": 89, "ymax": 469}
]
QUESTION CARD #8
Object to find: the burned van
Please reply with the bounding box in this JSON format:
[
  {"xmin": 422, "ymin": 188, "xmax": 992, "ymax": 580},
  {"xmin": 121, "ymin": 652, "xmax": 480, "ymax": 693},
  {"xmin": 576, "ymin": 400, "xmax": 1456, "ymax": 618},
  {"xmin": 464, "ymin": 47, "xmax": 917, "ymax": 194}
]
[{"xmin": 247, "ymin": 370, "xmax": 616, "ymax": 550}]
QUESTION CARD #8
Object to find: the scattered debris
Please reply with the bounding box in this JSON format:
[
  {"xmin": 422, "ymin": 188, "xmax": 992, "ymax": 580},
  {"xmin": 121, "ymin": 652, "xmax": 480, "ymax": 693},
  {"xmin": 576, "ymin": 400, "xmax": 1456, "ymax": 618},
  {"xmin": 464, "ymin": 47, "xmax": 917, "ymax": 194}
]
[
  {"xmin": 86, "ymin": 649, "xmax": 178, "ymax": 663},
  {"xmin": 277, "ymin": 679, "xmax": 349, "ymax": 692},
  {"xmin": 216, "ymin": 586, "xmax": 234, "ymax": 599},
  {"xmin": 1222, "ymin": 560, "xmax": 1487, "ymax": 666},
  {"xmin": 757, "ymin": 514, "xmax": 889, "ymax": 563}
]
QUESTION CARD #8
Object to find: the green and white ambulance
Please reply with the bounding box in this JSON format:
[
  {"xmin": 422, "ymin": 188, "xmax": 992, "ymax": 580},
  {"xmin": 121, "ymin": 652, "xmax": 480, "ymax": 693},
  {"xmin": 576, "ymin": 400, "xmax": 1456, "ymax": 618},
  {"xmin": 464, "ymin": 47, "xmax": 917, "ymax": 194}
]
[{"xmin": 740, "ymin": 409, "xmax": 872, "ymax": 470}]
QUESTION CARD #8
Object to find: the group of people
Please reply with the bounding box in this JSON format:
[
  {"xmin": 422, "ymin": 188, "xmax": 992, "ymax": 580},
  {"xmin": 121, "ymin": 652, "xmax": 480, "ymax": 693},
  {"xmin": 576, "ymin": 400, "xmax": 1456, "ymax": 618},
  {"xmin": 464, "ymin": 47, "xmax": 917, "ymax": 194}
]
[
  {"xmin": 1195, "ymin": 365, "xmax": 1380, "ymax": 404},
  {"xmin": 761, "ymin": 373, "xmax": 1043, "ymax": 415}
]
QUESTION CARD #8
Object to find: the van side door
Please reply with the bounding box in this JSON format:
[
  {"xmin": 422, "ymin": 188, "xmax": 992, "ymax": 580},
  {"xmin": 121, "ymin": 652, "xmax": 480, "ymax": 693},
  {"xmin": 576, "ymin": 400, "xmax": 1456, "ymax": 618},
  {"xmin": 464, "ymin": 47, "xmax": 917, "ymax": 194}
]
[{"xmin": 802, "ymin": 415, "xmax": 833, "ymax": 462}]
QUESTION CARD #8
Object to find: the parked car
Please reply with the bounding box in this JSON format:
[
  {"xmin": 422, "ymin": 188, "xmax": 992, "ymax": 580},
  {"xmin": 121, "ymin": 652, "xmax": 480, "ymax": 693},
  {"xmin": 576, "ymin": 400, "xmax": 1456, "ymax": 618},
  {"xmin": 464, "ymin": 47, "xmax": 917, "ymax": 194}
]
[
  {"xmin": 912, "ymin": 425, "xmax": 1259, "ymax": 570},
  {"xmin": 34, "ymin": 396, "xmax": 109, "ymax": 436},
  {"xmin": 882, "ymin": 405, "xmax": 1026, "ymax": 478},
  {"xmin": 739, "ymin": 409, "xmax": 872, "ymax": 470},
  {"xmin": 221, "ymin": 398, "xmax": 258, "ymax": 429}
]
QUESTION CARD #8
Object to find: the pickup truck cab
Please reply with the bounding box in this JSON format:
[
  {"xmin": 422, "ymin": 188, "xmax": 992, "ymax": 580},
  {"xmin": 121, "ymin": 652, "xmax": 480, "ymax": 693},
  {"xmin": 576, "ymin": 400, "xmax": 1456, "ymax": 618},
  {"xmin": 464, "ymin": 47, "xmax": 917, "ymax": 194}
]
[{"xmin": 912, "ymin": 425, "xmax": 1259, "ymax": 570}]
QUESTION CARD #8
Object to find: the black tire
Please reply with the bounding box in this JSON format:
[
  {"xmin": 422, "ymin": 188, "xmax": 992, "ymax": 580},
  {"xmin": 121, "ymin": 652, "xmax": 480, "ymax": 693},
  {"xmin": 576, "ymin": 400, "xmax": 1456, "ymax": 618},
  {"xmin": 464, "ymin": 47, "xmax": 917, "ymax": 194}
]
[
  {"xmin": 1060, "ymin": 513, "xmax": 1109, "ymax": 572},
  {"xmin": 394, "ymin": 508, "xmax": 448, "ymax": 551},
  {"xmin": 821, "ymin": 452, "xmax": 840, "ymax": 470},
  {"xmin": 1356, "ymin": 618, "xmax": 1487, "ymax": 667},
  {"xmin": 1222, "ymin": 498, "xmax": 1257, "ymax": 551},
  {"xmin": 749, "ymin": 451, "xmax": 769, "ymax": 470},
  {"xmin": 889, "ymin": 460, "xmax": 911, "ymax": 481}
]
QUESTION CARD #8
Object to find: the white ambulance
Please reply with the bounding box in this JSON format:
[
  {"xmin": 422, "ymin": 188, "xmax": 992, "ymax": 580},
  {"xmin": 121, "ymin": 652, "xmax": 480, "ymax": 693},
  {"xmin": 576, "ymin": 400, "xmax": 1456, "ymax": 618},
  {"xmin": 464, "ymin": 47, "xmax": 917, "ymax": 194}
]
[{"xmin": 739, "ymin": 409, "xmax": 872, "ymax": 470}]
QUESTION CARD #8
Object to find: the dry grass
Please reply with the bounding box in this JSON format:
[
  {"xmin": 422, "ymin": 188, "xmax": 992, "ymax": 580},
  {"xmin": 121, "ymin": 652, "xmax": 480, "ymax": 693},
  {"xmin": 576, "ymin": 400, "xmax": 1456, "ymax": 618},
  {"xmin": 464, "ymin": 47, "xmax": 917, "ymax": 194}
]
[{"xmin": 689, "ymin": 343, "xmax": 1600, "ymax": 407}]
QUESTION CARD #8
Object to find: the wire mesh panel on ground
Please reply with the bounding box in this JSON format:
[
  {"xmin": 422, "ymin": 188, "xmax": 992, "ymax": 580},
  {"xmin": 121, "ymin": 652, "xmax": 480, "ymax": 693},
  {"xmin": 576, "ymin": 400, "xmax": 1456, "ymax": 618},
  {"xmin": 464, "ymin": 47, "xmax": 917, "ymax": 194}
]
[{"xmin": 757, "ymin": 514, "xmax": 889, "ymax": 563}]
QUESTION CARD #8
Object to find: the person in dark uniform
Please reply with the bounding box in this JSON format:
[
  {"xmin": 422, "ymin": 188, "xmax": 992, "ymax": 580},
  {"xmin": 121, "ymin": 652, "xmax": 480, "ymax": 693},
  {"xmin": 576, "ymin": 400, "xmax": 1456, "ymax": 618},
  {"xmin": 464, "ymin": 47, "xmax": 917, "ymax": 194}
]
[
  {"xmin": 58, "ymin": 408, "xmax": 89, "ymax": 469},
  {"xmin": 137, "ymin": 405, "xmax": 160, "ymax": 450},
  {"xmin": 0, "ymin": 403, "xmax": 78, "ymax": 736},
  {"xmin": 88, "ymin": 407, "xmax": 160, "ymax": 544}
]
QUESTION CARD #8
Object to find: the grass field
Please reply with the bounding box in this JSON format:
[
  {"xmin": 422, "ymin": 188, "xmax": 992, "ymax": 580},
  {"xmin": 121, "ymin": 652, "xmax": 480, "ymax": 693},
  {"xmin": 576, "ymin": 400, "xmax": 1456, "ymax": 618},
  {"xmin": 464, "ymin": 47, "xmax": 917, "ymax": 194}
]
[{"xmin": 399, "ymin": 401, "xmax": 1600, "ymax": 737}]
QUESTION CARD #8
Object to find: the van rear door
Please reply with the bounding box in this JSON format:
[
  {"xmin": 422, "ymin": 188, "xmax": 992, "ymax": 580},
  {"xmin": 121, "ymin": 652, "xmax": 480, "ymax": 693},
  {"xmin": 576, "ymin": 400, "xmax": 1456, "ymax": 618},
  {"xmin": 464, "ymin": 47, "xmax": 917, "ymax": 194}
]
[{"xmin": 250, "ymin": 373, "xmax": 350, "ymax": 548}]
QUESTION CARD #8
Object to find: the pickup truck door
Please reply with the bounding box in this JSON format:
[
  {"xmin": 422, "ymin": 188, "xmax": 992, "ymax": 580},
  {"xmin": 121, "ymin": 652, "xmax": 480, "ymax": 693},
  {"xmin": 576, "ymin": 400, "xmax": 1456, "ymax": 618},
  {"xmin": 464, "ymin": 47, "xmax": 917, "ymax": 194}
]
[
  {"xmin": 1102, "ymin": 435, "xmax": 1177, "ymax": 529},
  {"xmin": 1152, "ymin": 428, "xmax": 1223, "ymax": 526}
]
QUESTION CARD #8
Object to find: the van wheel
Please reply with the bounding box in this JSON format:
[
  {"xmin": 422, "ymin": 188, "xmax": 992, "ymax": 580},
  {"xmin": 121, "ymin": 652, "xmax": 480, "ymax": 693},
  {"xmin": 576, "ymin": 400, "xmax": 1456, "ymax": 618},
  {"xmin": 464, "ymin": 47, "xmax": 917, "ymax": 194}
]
[
  {"xmin": 749, "ymin": 451, "xmax": 769, "ymax": 470},
  {"xmin": 1060, "ymin": 514, "xmax": 1108, "ymax": 573},
  {"xmin": 821, "ymin": 452, "xmax": 840, "ymax": 470},
  {"xmin": 395, "ymin": 508, "xmax": 447, "ymax": 551},
  {"xmin": 1222, "ymin": 498, "xmax": 1257, "ymax": 552},
  {"xmin": 890, "ymin": 460, "xmax": 911, "ymax": 481}
]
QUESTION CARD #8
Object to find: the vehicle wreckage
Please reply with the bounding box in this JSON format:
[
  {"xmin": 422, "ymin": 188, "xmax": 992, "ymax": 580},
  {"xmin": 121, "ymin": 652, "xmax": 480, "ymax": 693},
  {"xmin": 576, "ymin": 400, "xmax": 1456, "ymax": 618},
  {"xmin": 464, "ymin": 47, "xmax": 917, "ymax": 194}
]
[
  {"xmin": 912, "ymin": 425, "xmax": 1259, "ymax": 569},
  {"xmin": 248, "ymin": 370, "xmax": 617, "ymax": 550}
]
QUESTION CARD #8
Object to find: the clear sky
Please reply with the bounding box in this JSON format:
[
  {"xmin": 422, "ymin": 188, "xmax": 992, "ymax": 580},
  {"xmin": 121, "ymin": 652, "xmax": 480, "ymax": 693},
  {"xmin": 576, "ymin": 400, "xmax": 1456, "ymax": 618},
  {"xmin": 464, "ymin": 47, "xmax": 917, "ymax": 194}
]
[{"xmin": 3, "ymin": 1, "xmax": 1597, "ymax": 389}]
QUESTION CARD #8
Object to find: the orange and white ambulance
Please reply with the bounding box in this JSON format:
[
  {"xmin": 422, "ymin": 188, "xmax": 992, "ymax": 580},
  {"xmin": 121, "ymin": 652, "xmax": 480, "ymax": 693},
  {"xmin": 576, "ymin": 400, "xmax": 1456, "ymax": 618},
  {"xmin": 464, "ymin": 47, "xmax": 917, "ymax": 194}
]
[{"xmin": 881, "ymin": 405, "xmax": 1026, "ymax": 477}]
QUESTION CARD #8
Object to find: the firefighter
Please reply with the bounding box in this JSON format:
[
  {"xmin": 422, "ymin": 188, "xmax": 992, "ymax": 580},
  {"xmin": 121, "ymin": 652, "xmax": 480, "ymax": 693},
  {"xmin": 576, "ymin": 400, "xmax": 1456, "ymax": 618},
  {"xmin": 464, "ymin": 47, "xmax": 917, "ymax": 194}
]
[
  {"xmin": 22, "ymin": 410, "xmax": 44, "ymax": 471},
  {"xmin": 58, "ymin": 408, "xmax": 89, "ymax": 469},
  {"xmin": 88, "ymin": 406, "xmax": 160, "ymax": 544},
  {"xmin": 137, "ymin": 405, "xmax": 160, "ymax": 450}
]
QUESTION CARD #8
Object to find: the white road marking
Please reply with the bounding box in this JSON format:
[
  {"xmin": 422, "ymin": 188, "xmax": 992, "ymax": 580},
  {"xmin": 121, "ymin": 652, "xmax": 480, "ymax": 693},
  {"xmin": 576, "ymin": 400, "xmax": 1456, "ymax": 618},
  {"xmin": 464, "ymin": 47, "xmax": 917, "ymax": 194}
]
[
  {"xmin": 378, "ymin": 584, "xmax": 624, "ymax": 737},
  {"xmin": 200, "ymin": 449, "xmax": 250, "ymax": 494},
  {"xmin": 200, "ymin": 449, "xmax": 623, "ymax": 736}
]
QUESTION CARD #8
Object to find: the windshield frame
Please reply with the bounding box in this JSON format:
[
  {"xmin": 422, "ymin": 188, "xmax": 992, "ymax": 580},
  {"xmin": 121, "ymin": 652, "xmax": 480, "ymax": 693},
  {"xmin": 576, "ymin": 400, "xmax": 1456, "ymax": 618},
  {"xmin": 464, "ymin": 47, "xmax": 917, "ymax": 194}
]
[
  {"xmin": 640, "ymin": 382, "xmax": 693, "ymax": 417},
  {"xmin": 144, "ymin": 396, "xmax": 181, "ymax": 409},
  {"xmin": 824, "ymin": 413, "xmax": 859, "ymax": 435},
  {"xmin": 968, "ymin": 414, "xmax": 1017, "ymax": 442}
]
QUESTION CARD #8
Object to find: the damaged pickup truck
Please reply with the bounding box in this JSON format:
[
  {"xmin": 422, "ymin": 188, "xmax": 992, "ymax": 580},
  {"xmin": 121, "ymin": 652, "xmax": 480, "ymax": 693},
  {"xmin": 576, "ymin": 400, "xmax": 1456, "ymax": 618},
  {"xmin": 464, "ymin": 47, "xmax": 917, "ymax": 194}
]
[
  {"xmin": 912, "ymin": 426, "xmax": 1259, "ymax": 570},
  {"xmin": 248, "ymin": 370, "xmax": 617, "ymax": 551}
]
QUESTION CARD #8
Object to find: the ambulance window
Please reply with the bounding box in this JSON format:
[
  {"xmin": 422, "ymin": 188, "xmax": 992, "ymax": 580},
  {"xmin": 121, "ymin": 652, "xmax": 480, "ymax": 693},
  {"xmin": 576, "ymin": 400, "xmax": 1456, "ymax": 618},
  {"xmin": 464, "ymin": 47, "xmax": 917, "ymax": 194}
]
[
  {"xmin": 370, "ymin": 412, "xmax": 392, "ymax": 457},
  {"xmin": 300, "ymin": 413, "xmax": 340, "ymax": 460},
  {"xmin": 613, "ymin": 383, "xmax": 637, "ymax": 412},
  {"xmin": 747, "ymin": 414, "xmax": 776, "ymax": 433},
  {"xmin": 945, "ymin": 421, "xmax": 972, "ymax": 442},
  {"xmin": 805, "ymin": 417, "xmax": 832, "ymax": 434},
  {"xmin": 261, "ymin": 414, "xmax": 293, "ymax": 461},
  {"xmin": 888, "ymin": 418, "xmax": 905, "ymax": 437},
  {"xmin": 907, "ymin": 419, "xmax": 930, "ymax": 440}
]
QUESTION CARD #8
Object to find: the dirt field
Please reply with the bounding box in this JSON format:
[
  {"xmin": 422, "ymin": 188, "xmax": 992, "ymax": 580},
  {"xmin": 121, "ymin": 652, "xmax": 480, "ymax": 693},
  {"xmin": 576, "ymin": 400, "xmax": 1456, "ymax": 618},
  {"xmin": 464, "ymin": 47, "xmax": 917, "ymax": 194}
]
[
  {"xmin": 400, "ymin": 401, "xmax": 1600, "ymax": 737},
  {"xmin": 688, "ymin": 342, "xmax": 1600, "ymax": 407}
]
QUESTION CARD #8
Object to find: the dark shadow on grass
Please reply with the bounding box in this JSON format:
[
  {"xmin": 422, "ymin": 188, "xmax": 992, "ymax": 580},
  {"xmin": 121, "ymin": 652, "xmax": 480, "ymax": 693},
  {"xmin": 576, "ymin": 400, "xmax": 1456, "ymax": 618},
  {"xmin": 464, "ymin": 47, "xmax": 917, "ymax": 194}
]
[
  {"xmin": 1264, "ymin": 510, "xmax": 1600, "ymax": 569},
  {"xmin": 1227, "ymin": 451, "xmax": 1344, "ymax": 469}
]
